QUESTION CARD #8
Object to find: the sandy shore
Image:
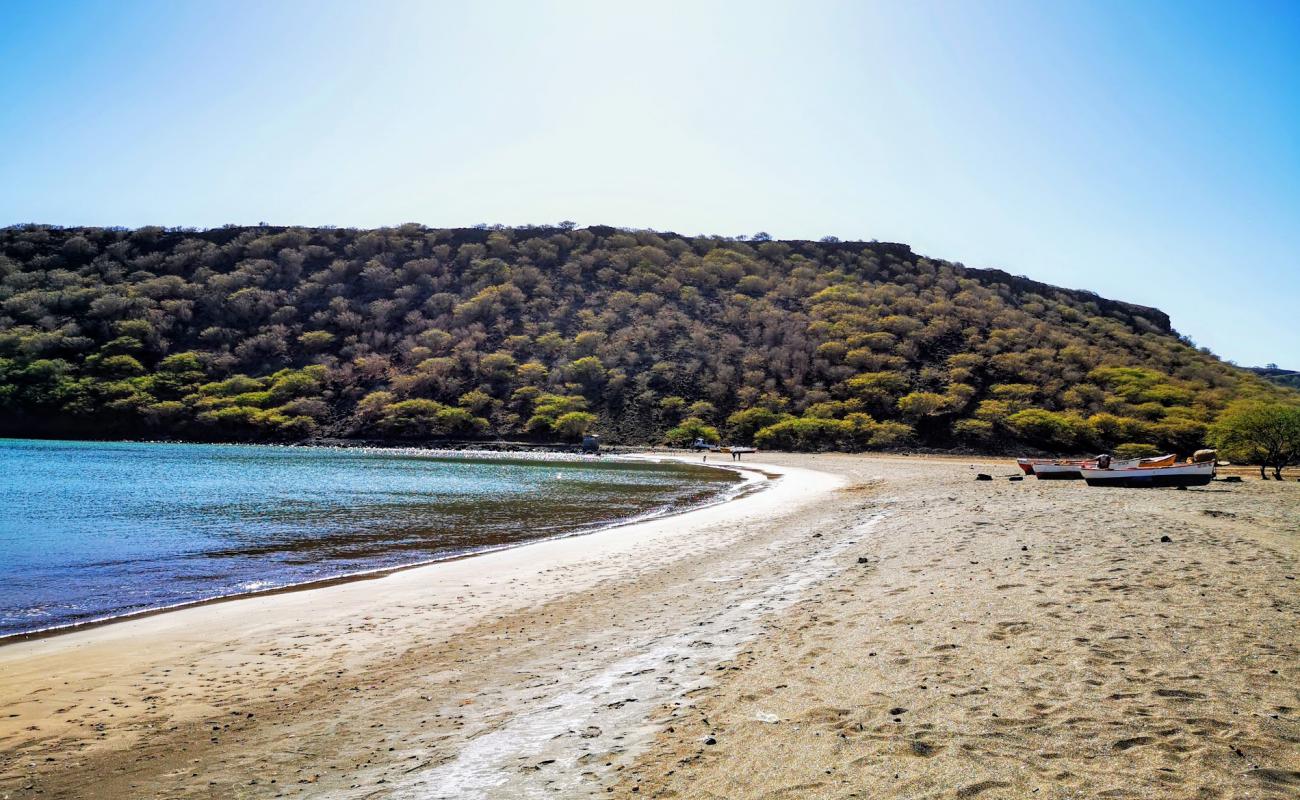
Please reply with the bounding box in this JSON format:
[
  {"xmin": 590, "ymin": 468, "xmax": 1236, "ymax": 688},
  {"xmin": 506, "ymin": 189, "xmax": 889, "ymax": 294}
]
[{"xmin": 2, "ymin": 454, "xmax": 1297, "ymax": 799}]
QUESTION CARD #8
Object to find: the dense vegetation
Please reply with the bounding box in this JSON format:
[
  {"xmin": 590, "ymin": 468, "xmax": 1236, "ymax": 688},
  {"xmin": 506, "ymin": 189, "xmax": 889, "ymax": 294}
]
[
  {"xmin": 1209, "ymin": 403, "xmax": 1300, "ymax": 479},
  {"xmin": 2, "ymin": 223, "xmax": 1296, "ymax": 453},
  {"xmin": 1249, "ymin": 365, "xmax": 1300, "ymax": 391}
]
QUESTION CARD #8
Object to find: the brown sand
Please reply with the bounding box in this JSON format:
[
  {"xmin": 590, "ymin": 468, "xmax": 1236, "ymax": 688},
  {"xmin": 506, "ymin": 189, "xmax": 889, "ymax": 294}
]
[
  {"xmin": 618, "ymin": 455, "xmax": 1300, "ymax": 799},
  {"xmin": 1, "ymin": 455, "xmax": 1297, "ymax": 799}
]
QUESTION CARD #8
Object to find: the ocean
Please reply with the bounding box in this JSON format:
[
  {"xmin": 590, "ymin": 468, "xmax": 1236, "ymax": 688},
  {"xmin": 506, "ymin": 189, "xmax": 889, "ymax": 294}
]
[{"xmin": 0, "ymin": 439, "xmax": 743, "ymax": 638}]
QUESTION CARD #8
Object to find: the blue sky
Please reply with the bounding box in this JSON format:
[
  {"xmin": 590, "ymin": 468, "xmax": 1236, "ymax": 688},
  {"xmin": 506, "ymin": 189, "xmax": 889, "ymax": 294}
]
[{"xmin": 2, "ymin": 0, "xmax": 1297, "ymax": 366}]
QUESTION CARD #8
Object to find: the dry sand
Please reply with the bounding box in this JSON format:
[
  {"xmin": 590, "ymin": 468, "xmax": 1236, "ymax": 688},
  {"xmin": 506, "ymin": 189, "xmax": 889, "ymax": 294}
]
[{"xmin": 1, "ymin": 454, "xmax": 1297, "ymax": 799}]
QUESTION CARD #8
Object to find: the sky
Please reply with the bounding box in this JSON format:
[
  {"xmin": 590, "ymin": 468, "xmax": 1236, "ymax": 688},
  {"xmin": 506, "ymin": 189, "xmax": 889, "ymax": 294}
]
[{"xmin": 1, "ymin": 0, "xmax": 1297, "ymax": 367}]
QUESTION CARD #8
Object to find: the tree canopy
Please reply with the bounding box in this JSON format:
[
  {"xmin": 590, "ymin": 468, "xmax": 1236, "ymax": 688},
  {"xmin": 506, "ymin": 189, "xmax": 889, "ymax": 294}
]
[
  {"xmin": 1, "ymin": 223, "xmax": 1296, "ymax": 452},
  {"xmin": 1209, "ymin": 402, "xmax": 1300, "ymax": 478}
]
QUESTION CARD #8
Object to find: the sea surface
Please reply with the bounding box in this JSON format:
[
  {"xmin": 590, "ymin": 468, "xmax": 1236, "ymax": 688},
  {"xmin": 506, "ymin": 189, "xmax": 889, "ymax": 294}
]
[{"xmin": 0, "ymin": 439, "xmax": 745, "ymax": 638}]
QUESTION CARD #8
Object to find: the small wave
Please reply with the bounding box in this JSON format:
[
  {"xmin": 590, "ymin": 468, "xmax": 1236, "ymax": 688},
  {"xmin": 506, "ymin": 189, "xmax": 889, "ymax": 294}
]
[{"xmin": 236, "ymin": 580, "xmax": 275, "ymax": 592}]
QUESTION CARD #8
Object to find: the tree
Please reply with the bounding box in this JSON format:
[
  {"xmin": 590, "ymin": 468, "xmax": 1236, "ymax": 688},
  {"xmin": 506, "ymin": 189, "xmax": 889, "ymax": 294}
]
[
  {"xmin": 953, "ymin": 418, "xmax": 994, "ymax": 442},
  {"xmin": 665, "ymin": 417, "xmax": 720, "ymax": 446},
  {"xmin": 754, "ymin": 417, "xmax": 852, "ymax": 450},
  {"xmin": 896, "ymin": 391, "xmax": 947, "ymax": 421},
  {"xmin": 553, "ymin": 411, "xmax": 596, "ymax": 438},
  {"xmin": 1008, "ymin": 409, "xmax": 1084, "ymax": 450},
  {"xmin": 1209, "ymin": 403, "xmax": 1300, "ymax": 479},
  {"xmin": 458, "ymin": 389, "xmax": 493, "ymax": 413},
  {"xmin": 524, "ymin": 394, "xmax": 588, "ymax": 435},
  {"xmin": 726, "ymin": 407, "xmax": 787, "ymax": 444},
  {"xmin": 567, "ymin": 356, "xmax": 607, "ymax": 389},
  {"xmin": 1113, "ymin": 442, "xmax": 1162, "ymax": 459},
  {"xmin": 867, "ymin": 421, "xmax": 914, "ymax": 447}
]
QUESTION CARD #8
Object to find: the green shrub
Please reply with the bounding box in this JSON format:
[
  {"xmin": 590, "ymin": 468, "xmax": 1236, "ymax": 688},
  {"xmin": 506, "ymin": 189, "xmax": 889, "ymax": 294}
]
[
  {"xmin": 726, "ymin": 407, "xmax": 788, "ymax": 444},
  {"xmin": 1008, "ymin": 408, "xmax": 1085, "ymax": 449},
  {"xmin": 553, "ymin": 411, "xmax": 597, "ymax": 438},
  {"xmin": 665, "ymin": 417, "xmax": 720, "ymax": 446},
  {"xmin": 954, "ymin": 418, "xmax": 995, "ymax": 441},
  {"xmin": 1113, "ymin": 442, "xmax": 1162, "ymax": 459}
]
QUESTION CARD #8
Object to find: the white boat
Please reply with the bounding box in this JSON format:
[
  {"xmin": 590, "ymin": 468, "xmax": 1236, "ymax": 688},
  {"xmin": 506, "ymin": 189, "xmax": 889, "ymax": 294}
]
[
  {"xmin": 1110, "ymin": 453, "xmax": 1176, "ymax": 469},
  {"xmin": 1081, "ymin": 460, "xmax": 1215, "ymax": 488},
  {"xmin": 1018, "ymin": 457, "xmax": 1092, "ymax": 476},
  {"xmin": 1030, "ymin": 461, "xmax": 1094, "ymax": 480},
  {"xmin": 1021, "ymin": 453, "xmax": 1174, "ymax": 478}
]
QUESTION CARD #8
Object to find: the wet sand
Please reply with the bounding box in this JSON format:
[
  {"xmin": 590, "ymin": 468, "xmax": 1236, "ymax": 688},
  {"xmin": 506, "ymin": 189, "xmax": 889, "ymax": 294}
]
[{"xmin": 2, "ymin": 455, "xmax": 1297, "ymax": 799}]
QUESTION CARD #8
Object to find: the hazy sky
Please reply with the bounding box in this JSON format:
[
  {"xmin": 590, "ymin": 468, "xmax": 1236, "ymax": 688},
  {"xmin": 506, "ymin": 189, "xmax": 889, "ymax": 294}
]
[{"xmin": 2, "ymin": 1, "xmax": 1297, "ymax": 366}]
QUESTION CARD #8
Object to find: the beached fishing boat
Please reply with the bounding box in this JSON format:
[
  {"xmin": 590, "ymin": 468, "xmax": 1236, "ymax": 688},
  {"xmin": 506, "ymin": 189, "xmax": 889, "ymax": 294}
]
[
  {"xmin": 1112, "ymin": 453, "xmax": 1176, "ymax": 469},
  {"xmin": 1019, "ymin": 453, "xmax": 1175, "ymax": 477},
  {"xmin": 1080, "ymin": 460, "xmax": 1216, "ymax": 488},
  {"xmin": 1017, "ymin": 457, "xmax": 1090, "ymax": 475},
  {"xmin": 1030, "ymin": 460, "xmax": 1095, "ymax": 480}
]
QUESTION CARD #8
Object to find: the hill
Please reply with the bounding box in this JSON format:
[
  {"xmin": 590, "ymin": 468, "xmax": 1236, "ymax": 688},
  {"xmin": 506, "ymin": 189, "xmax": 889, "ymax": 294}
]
[
  {"xmin": 1, "ymin": 223, "xmax": 1295, "ymax": 453},
  {"xmin": 1249, "ymin": 365, "xmax": 1300, "ymax": 391}
]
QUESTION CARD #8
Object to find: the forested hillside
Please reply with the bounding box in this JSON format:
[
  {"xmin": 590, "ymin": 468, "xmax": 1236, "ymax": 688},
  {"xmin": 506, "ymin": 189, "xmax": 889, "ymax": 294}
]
[
  {"xmin": 1250, "ymin": 366, "xmax": 1300, "ymax": 391},
  {"xmin": 1, "ymin": 224, "xmax": 1294, "ymax": 453}
]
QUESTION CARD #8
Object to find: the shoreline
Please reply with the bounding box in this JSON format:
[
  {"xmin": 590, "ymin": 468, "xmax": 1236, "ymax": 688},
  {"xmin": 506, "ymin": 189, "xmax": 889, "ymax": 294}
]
[
  {"xmin": 0, "ymin": 450, "xmax": 759, "ymax": 645},
  {"xmin": 4, "ymin": 453, "xmax": 1297, "ymax": 799},
  {"xmin": 1, "ymin": 456, "xmax": 846, "ymax": 798}
]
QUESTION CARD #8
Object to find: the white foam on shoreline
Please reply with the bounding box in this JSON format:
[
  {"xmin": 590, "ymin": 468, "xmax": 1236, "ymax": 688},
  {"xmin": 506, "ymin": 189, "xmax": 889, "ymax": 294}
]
[{"xmin": 394, "ymin": 512, "xmax": 888, "ymax": 799}]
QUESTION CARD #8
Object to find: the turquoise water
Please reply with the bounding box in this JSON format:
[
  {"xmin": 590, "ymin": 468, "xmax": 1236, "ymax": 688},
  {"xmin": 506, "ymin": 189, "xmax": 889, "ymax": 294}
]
[{"xmin": 0, "ymin": 439, "xmax": 743, "ymax": 638}]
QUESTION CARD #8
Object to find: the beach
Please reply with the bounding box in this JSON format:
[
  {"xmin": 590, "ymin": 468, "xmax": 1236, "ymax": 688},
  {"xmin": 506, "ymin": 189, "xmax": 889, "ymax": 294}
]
[{"xmin": 2, "ymin": 454, "xmax": 1298, "ymax": 799}]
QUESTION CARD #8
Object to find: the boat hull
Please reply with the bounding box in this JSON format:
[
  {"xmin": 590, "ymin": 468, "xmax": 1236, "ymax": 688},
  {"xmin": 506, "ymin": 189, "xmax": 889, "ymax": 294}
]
[
  {"xmin": 1021, "ymin": 458, "xmax": 1094, "ymax": 478},
  {"xmin": 1033, "ymin": 467, "xmax": 1084, "ymax": 480},
  {"xmin": 1081, "ymin": 462, "xmax": 1215, "ymax": 488}
]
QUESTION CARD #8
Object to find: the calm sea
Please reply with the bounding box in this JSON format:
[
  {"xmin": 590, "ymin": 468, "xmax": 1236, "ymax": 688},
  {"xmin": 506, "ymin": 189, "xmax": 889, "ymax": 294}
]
[{"xmin": 0, "ymin": 439, "xmax": 744, "ymax": 638}]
